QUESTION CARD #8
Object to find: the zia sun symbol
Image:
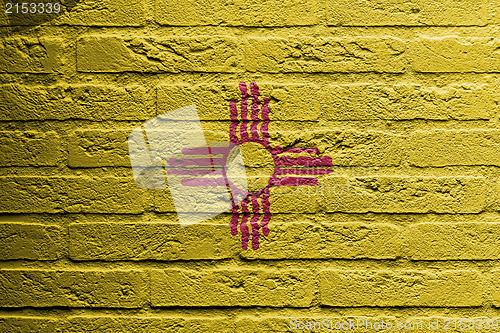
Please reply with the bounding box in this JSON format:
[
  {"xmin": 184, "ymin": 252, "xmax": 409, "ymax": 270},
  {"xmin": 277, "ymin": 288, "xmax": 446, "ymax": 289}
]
[
  {"xmin": 128, "ymin": 81, "xmax": 334, "ymax": 251},
  {"xmin": 227, "ymin": 82, "xmax": 333, "ymax": 250}
]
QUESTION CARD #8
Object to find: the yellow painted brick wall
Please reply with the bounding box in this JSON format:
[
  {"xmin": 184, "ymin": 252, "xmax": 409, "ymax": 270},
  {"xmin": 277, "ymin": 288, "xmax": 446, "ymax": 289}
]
[{"xmin": 1, "ymin": 0, "xmax": 500, "ymax": 332}]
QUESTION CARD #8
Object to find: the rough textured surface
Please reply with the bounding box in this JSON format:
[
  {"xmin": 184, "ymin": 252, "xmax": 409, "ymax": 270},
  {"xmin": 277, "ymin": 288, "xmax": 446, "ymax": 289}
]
[
  {"xmin": 0, "ymin": 37, "xmax": 65, "ymax": 73},
  {"xmin": 158, "ymin": 83, "xmax": 321, "ymax": 121},
  {"xmin": 327, "ymin": 0, "xmax": 487, "ymax": 26},
  {"xmin": 55, "ymin": 0, "xmax": 146, "ymax": 26},
  {"xmin": 405, "ymin": 223, "xmax": 500, "ymax": 260},
  {"xmin": 0, "ymin": 0, "xmax": 145, "ymax": 26},
  {"xmin": 408, "ymin": 130, "xmax": 500, "ymax": 166},
  {"xmin": 69, "ymin": 130, "xmax": 132, "ymax": 167},
  {"xmin": 245, "ymin": 37, "xmax": 406, "ymax": 73},
  {"xmin": 151, "ymin": 269, "xmax": 315, "ymax": 307},
  {"xmin": 319, "ymin": 270, "xmax": 484, "ymax": 307},
  {"xmin": 2, "ymin": 0, "xmax": 500, "ymax": 329},
  {"xmin": 0, "ymin": 317, "xmax": 63, "ymax": 333},
  {"xmin": 0, "ymin": 131, "xmax": 62, "ymax": 166},
  {"xmin": 0, "ymin": 84, "xmax": 151, "ymax": 121},
  {"xmin": 317, "ymin": 176, "xmax": 487, "ymax": 213},
  {"xmin": 322, "ymin": 83, "xmax": 495, "ymax": 120},
  {"xmin": 69, "ymin": 223, "xmax": 240, "ymax": 260},
  {"xmin": 0, "ymin": 223, "xmax": 64, "ymax": 260},
  {"xmin": 410, "ymin": 37, "xmax": 500, "ymax": 72},
  {"xmin": 155, "ymin": 0, "xmax": 318, "ymax": 26},
  {"xmin": 77, "ymin": 36, "xmax": 242, "ymax": 73},
  {"xmin": 0, "ymin": 270, "xmax": 147, "ymax": 308},
  {"xmin": 67, "ymin": 128, "xmax": 405, "ymax": 167},
  {"xmin": 67, "ymin": 317, "xmax": 231, "ymax": 333},
  {"xmin": 240, "ymin": 222, "xmax": 401, "ymax": 259},
  {"xmin": 0, "ymin": 177, "xmax": 147, "ymax": 213},
  {"xmin": 491, "ymin": 270, "xmax": 500, "ymax": 307}
]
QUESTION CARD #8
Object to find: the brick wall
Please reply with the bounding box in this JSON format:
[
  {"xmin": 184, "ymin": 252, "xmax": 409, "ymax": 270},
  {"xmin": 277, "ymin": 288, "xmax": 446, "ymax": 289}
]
[{"xmin": 1, "ymin": 0, "xmax": 500, "ymax": 332}]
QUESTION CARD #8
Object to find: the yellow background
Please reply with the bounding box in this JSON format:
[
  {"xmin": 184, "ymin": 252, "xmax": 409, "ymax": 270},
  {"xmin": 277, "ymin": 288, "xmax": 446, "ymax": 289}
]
[{"xmin": 1, "ymin": 0, "xmax": 500, "ymax": 331}]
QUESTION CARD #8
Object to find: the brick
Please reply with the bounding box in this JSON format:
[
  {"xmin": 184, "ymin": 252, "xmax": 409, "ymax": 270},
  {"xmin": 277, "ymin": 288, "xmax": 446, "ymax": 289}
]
[
  {"xmin": 404, "ymin": 223, "xmax": 500, "ymax": 260},
  {"xmin": 278, "ymin": 130, "xmax": 404, "ymax": 166},
  {"xmin": 269, "ymin": 185, "xmax": 319, "ymax": 213},
  {"xmin": 69, "ymin": 130, "xmax": 130, "ymax": 167},
  {"xmin": 78, "ymin": 122, "xmax": 268, "ymax": 168},
  {"xmin": 150, "ymin": 184, "xmax": 232, "ymax": 214},
  {"xmin": 77, "ymin": 35, "xmax": 241, "ymax": 73},
  {"xmin": 69, "ymin": 223, "xmax": 239, "ymax": 260},
  {"xmin": 71, "ymin": 317, "xmax": 230, "ymax": 333},
  {"xmin": 0, "ymin": 223, "xmax": 64, "ymax": 260},
  {"xmin": 54, "ymin": 0, "xmax": 145, "ymax": 26},
  {"xmin": 0, "ymin": 131, "xmax": 62, "ymax": 166},
  {"xmin": 319, "ymin": 270, "xmax": 484, "ymax": 307},
  {"xmin": 0, "ymin": 84, "xmax": 151, "ymax": 121},
  {"xmin": 0, "ymin": 177, "xmax": 146, "ymax": 214},
  {"xmin": 151, "ymin": 268, "xmax": 314, "ymax": 307},
  {"xmin": 155, "ymin": 0, "xmax": 317, "ymax": 26},
  {"xmin": 0, "ymin": 8, "xmax": 5, "ymax": 26},
  {"xmin": 235, "ymin": 316, "xmax": 291, "ymax": 332},
  {"xmin": 495, "ymin": 181, "xmax": 500, "ymax": 212},
  {"xmin": 327, "ymin": 0, "xmax": 487, "ymax": 26},
  {"xmin": 151, "ymin": 188, "xmax": 178, "ymax": 213},
  {"xmin": 67, "ymin": 317, "xmax": 230, "ymax": 333},
  {"xmin": 410, "ymin": 37, "xmax": 500, "ymax": 72},
  {"xmin": 157, "ymin": 83, "xmax": 321, "ymax": 121},
  {"xmin": 0, "ymin": 270, "xmax": 147, "ymax": 308},
  {"xmin": 490, "ymin": 270, "xmax": 500, "ymax": 307},
  {"xmin": 245, "ymin": 37, "xmax": 406, "ymax": 73},
  {"xmin": 0, "ymin": 37, "xmax": 64, "ymax": 73},
  {"xmin": 0, "ymin": 317, "xmax": 63, "ymax": 333},
  {"xmin": 408, "ymin": 130, "xmax": 500, "ymax": 167},
  {"xmin": 142, "ymin": 174, "xmax": 486, "ymax": 214},
  {"xmin": 317, "ymin": 176, "xmax": 487, "ymax": 214},
  {"xmin": 495, "ymin": 2, "xmax": 500, "ymax": 24},
  {"xmin": 241, "ymin": 222, "xmax": 400, "ymax": 259},
  {"xmin": 321, "ymin": 83, "xmax": 494, "ymax": 120}
]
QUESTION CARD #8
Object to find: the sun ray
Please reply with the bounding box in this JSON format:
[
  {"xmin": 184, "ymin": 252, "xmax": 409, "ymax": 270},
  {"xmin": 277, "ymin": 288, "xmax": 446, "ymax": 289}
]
[
  {"xmin": 239, "ymin": 197, "xmax": 250, "ymax": 250},
  {"xmin": 228, "ymin": 81, "xmax": 333, "ymax": 249},
  {"xmin": 250, "ymin": 195, "xmax": 261, "ymax": 250}
]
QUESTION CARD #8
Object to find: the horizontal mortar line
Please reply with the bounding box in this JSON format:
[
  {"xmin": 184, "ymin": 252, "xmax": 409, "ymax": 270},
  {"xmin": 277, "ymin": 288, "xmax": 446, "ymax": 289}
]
[
  {"xmin": 56, "ymin": 165, "xmax": 500, "ymax": 169},
  {"xmin": 70, "ymin": 25, "xmax": 499, "ymax": 32},
  {"xmin": 233, "ymin": 257, "xmax": 500, "ymax": 264},
  {"xmin": 70, "ymin": 71, "xmax": 406, "ymax": 75},
  {"xmin": 0, "ymin": 119, "xmax": 154, "ymax": 124},
  {"xmin": 65, "ymin": 24, "xmax": 495, "ymax": 29},
  {"xmin": 4, "ymin": 74, "xmax": 500, "ymax": 83},
  {"xmin": 2, "ymin": 258, "xmax": 499, "ymax": 267},
  {"xmin": 314, "ymin": 306, "xmax": 491, "ymax": 310},
  {"xmin": 1, "ymin": 79, "xmax": 497, "ymax": 88},
  {"xmin": 0, "ymin": 314, "xmax": 237, "ymax": 319},
  {"xmin": 145, "ymin": 305, "xmax": 491, "ymax": 310},
  {"xmin": 0, "ymin": 212, "xmax": 496, "ymax": 216},
  {"xmin": 2, "ymin": 212, "xmax": 500, "ymax": 217},
  {"xmin": 0, "ymin": 305, "xmax": 147, "ymax": 311},
  {"xmin": 0, "ymin": 212, "xmax": 495, "ymax": 217},
  {"xmin": 4, "ymin": 69, "xmax": 500, "ymax": 74},
  {"xmin": 0, "ymin": 120, "xmax": 323, "ymax": 124},
  {"xmin": 1, "ymin": 119, "xmax": 498, "ymax": 124},
  {"xmin": 4, "ymin": 166, "xmax": 500, "ymax": 171},
  {"xmin": 1, "ymin": 311, "xmax": 500, "ymax": 320},
  {"xmin": 143, "ymin": 24, "xmax": 493, "ymax": 28}
]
